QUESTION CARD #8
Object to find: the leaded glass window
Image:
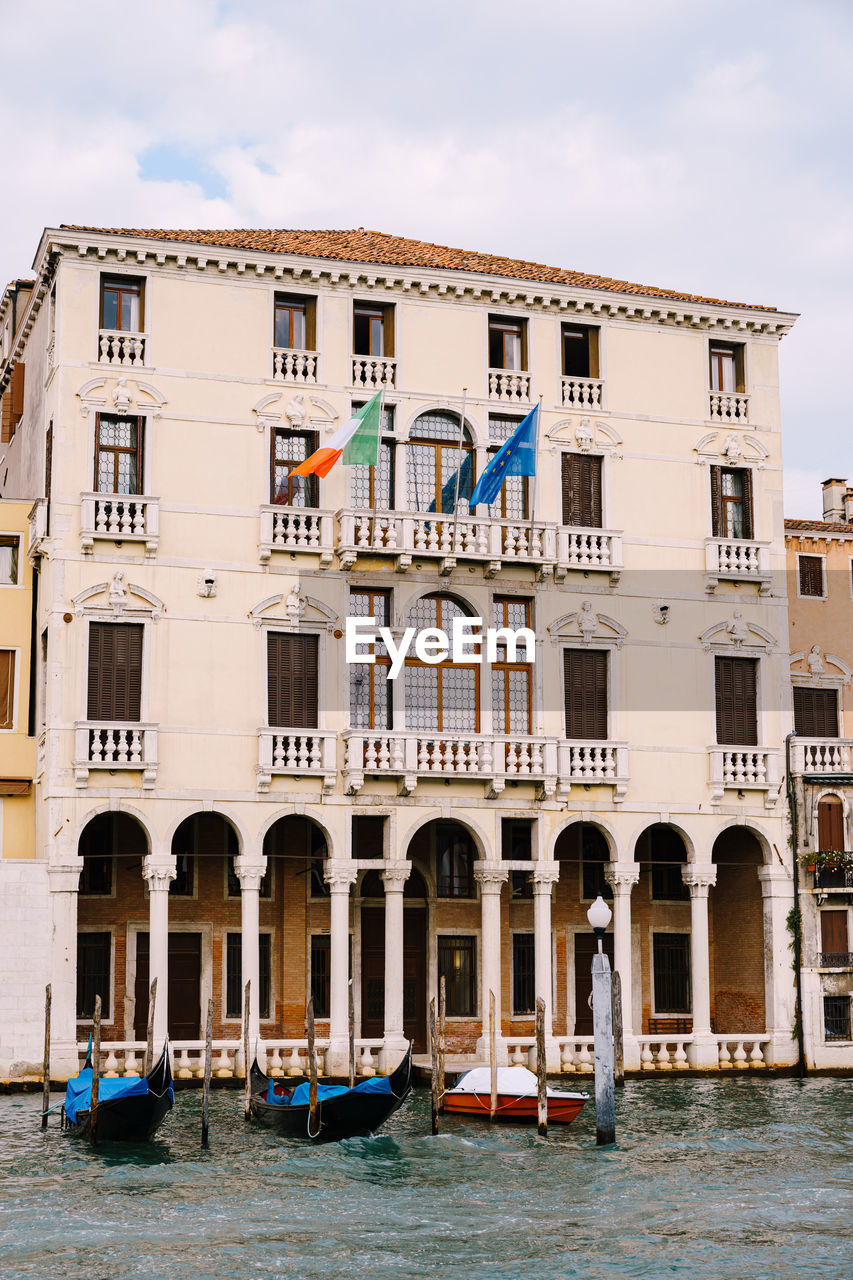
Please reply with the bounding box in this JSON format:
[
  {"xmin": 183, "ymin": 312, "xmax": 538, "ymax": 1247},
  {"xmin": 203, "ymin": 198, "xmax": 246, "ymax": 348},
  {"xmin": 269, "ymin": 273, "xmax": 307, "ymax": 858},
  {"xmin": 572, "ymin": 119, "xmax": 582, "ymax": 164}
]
[
  {"xmin": 491, "ymin": 598, "xmax": 532, "ymax": 735},
  {"xmin": 407, "ymin": 410, "xmax": 474, "ymax": 515},
  {"xmin": 349, "ymin": 589, "xmax": 392, "ymax": 729},
  {"xmin": 95, "ymin": 415, "xmax": 142, "ymax": 494},
  {"xmin": 348, "ymin": 404, "xmax": 395, "ymax": 509},
  {"xmin": 404, "ymin": 594, "xmax": 479, "ymax": 732},
  {"xmin": 271, "ymin": 428, "xmax": 318, "ymax": 507},
  {"xmin": 486, "ymin": 415, "xmax": 527, "ymax": 519}
]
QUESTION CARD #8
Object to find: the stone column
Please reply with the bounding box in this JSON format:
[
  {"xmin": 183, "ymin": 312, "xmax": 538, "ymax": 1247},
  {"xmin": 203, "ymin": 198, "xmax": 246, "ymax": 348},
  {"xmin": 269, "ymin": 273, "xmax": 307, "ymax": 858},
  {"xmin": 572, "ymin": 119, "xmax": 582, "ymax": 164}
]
[
  {"xmin": 682, "ymin": 865, "xmax": 718, "ymax": 1068},
  {"xmin": 325, "ymin": 860, "xmax": 357, "ymax": 1074},
  {"xmin": 234, "ymin": 855, "xmax": 268, "ymax": 1069},
  {"xmin": 474, "ymin": 862, "xmax": 509, "ymax": 1064},
  {"xmin": 757, "ymin": 865, "xmax": 797, "ymax": 1067},
  {"xmin": 381, "ymin": 863, "xmax": 411, "ymax": 1070},
  {"xmin": 142, "ymin": 854, "xmax": 176, "ymax": 1052},
  {"xmin": 604, "ymin": 864, "xmax": 641, "ymax": 1070},
  {"xmin": 48, "ymin": 861, "xmax": 83, "ymax": 1079},
  {"xmin": 532, "ymin": 864, "xmax": 560, "ymax": 1068}
]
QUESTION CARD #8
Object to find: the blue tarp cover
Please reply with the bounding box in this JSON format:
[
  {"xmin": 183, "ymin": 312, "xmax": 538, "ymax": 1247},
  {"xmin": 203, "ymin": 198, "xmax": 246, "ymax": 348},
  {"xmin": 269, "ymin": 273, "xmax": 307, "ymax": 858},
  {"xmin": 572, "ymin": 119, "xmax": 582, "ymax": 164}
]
[
  {"xmin": 266, "ymin": 1075, "xmax": 394, "ymax": 1107},
  {"xmin": 64, "ymin": 1069, "xmax": 151, "ymax": 1123}
]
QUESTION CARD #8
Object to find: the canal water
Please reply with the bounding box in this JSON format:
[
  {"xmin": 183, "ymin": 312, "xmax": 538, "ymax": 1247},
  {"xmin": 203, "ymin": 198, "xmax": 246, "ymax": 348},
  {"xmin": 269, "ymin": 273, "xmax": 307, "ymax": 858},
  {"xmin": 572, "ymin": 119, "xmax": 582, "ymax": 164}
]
[{"xmin": 0, "ymin": 1077, "xmax": 850, "ymax": 1279}]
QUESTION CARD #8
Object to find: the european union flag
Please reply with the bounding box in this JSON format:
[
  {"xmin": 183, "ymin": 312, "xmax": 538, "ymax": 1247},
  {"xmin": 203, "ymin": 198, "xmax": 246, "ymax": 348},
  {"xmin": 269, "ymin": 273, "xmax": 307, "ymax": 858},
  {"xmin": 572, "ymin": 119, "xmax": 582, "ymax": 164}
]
[{"xmin": 469, "ymin": 404, "xmax": 539, "ymax": 509}]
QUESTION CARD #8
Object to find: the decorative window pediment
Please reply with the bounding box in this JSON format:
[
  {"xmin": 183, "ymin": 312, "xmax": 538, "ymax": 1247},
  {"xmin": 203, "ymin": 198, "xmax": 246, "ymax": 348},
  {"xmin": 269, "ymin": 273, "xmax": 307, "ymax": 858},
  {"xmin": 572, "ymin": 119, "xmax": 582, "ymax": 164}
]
[
  {"xmin": 77, "ymin": 376, "xmax": 165, "ymax": 421},
  {"xmin": 548, "ymin": 601, "xmax": 627, "ymax": 648},
  {"xmin": 700, "ymin": 612, "xmax": 776, "ymax": 653},
  {"xmin": 72, "ymin": 572, "xmax": 165, "ymax": 621},
  {"xmin": 250, "ymin": 585, "xmax": 339, "ymax": 632},
  {"xmin": 252, "ymin": 391, "xmax": 339, "ymax": 433},
  {"xmin": 546, "ymin": 416, "xmax": 622, "ymax": 455},
  {"xmin": 694, "ymin": 430, "xmax": 768, "ymax": 467},
  {"xmin": 790, "ymin": 646, "xmax": 852, "ymax": 687}
]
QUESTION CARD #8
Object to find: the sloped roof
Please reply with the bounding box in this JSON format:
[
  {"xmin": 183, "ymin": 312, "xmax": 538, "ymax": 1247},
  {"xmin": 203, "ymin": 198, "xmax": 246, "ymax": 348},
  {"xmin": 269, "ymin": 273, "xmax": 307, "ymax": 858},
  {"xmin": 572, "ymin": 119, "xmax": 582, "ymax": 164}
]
[
  {"xmin": 59, "ymin": 225, "xmax": 776, "ymax": 311},
  {"xmin": 785, "ymin": 519, "xmax": 853, "ymax": 534}
]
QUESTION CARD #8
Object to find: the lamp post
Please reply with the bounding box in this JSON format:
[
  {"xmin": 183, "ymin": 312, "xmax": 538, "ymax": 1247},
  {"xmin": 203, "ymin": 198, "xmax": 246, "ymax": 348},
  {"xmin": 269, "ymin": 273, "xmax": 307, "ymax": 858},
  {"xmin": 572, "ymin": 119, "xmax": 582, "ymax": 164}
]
[{"xmin": 587, "ymin": 894, "xmax": 616, "ymax": 1146}]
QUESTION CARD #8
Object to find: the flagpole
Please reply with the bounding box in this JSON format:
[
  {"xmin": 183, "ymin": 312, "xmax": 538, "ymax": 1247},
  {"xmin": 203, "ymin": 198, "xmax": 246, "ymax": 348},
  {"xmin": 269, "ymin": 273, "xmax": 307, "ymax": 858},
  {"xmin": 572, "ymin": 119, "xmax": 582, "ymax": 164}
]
[
  {"xmin": 451, "ymin": 386, "xmax": 468, "ymax": 551},
  {"xmin": 371, "ymin": 387, "xmax": 386, "ymax": 521},
  {"xmin": 529, "ymin": 393, "xmax": 543, "ymax": 534}
]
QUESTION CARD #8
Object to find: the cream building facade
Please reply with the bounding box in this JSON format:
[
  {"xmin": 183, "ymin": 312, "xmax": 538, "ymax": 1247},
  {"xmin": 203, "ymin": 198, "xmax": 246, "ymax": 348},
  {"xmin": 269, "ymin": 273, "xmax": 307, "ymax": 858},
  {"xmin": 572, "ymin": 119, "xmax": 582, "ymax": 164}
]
[{"xmin": 0, "ymin": 226, "xmax": 801, "ymax": 1081}]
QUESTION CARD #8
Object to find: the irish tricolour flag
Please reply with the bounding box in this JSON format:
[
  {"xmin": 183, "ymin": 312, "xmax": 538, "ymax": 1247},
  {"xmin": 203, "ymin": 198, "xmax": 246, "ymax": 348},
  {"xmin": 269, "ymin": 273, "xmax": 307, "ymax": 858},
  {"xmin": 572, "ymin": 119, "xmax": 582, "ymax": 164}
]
[{"xmin": 290, "ymin": 391, "xmax": 382, "ymax": 478}]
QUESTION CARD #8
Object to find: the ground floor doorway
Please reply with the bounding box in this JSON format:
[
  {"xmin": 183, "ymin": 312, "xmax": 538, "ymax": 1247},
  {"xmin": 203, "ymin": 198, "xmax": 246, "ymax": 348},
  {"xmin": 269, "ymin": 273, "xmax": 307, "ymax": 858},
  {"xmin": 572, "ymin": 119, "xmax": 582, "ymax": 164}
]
[
  {"xmin": 360, "ymin": 906, "xmax": 427, "ymax": 1051},
  {"xmin": 133, "ymin": 932, "xmax": 202, "ymax": 1040}
]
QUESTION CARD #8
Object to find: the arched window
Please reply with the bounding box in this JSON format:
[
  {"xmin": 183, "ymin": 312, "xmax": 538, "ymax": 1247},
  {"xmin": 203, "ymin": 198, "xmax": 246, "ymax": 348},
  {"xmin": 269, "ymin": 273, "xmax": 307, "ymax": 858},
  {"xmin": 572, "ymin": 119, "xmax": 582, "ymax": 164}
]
[
  {"xmin": 435, "ymin": 822, "xmax": 476, "ymax": 898},
  {"xmin": 407, "ymin": 410, "xmax": 474, "ymax": 515},
  {"xmin": 817, "ymin": 795, "xmax": 845, "ymax": 853},
  {"xmin": 635, "ymin": 824, "xmax": 688, "ymax": 902},
  {"xmin": 404, "ymin": 594, "xmax": 479, "ymax": 733}
]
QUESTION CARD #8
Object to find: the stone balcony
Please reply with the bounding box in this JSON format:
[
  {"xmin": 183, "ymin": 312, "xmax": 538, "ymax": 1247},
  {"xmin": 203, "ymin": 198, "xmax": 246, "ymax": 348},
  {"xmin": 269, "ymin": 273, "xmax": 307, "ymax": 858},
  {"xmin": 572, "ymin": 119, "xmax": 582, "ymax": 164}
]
[
  {"xmin": 258, "ymin": 505, "xmax": 334, "ymax": 566},
  {"xmin": 80, "ymin": 492, "xmax": 159, "ymax": 558},
  {"xmin": 561, "ymin": 376, "xmax": 604, "ymax": 410},
  {"xmin": 352, "ymin": 356, "xmax": 396, "ymax": 389},
  {"xmin": 488, "ymin": 369, "xmax": 531, "ymax": 402},
  {"xmin": 708, "ymin": 746, "xmax": 781, "ymax": 807},
  {"xmin": 28, "ymin": 497, "xmax": 48, "ymax": 559},
  {"xmin": 257, "ymin": 728, "xmax": 337, "ymax": 793},
  {"xmin": 704, "ymin": 537, "xmax": 771, "ymax": 594},
  {"xmin": 556, "ymin": 527, "xmax": 623, "ymax": 583},
  {"xmin": 790, "ymin": 738, "xmax": 853, "ymax": 778},
  {"xmin": 271, "ymin": 347, "xmax": 318, "ymax": 383},
  {"xmin": 97, "ymin": 329, "xmax": 148, "ymax": 367},
  {"xmin": 74, "ymin": 721, "xmax": 158, "ymax": 788},
  {"xmin": 337, "ymin": 509, "xmax": 556, "ymax": 577},
  {"xmin": 708, "ymin": 391, "xmax": 749, "ymax": 423}
]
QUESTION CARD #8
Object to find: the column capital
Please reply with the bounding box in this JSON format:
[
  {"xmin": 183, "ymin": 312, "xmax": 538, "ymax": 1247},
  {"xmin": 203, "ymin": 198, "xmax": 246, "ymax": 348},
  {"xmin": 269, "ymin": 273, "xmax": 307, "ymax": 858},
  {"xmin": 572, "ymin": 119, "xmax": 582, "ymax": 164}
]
[
  {"xmin": 324, "ymin": 860, "xmax": 358, "ymax": 892},
  {"xmin": 604, "ymin": 864, "xmax": 640, "ymax": 893},
  {"xmin": 474, "ymin": 861, "xmax": 509, "ymax": 890},
  {"xmin": 47, "ymin": 861, "xmax": 83, "ymax": 893},
  {"xmin": 681, "ymin": 865, "xmax": 717, "ymax": 896},
  {"xmin": 381, "ymin": 863, "xmax": 411, "ymax": 891},
  {"xmin": 531, "ymin": 863, "xmax": 560, "ymax": 890},
  {"xmin": 757, "ymin": 864, "xmax": 793, "ymax": 893},
  {"xmin": 233, "ymin": 854, "xmax": 268, "ymax": 892},
  {"xmin": 143, "ymin": 853, "xmax": 176, "ymax": 891}
]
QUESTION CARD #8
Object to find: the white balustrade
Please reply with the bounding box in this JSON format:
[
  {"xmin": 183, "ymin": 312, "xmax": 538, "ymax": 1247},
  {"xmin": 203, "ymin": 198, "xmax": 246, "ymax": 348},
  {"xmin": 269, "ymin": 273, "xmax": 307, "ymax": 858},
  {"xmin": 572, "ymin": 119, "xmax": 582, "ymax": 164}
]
[
  {"xmin": 708, "ymin": 748, "xmax": 779, "ymax": 805},
  {"xmin": 352, "ymin": 356, "xmax": 396, "ymax": 388},
  {"xmin": 257, "ymin": 729, "xmax": 337, "ymax": 793},
  {"xmin": 704, "ymin": 537, "xmax": 770, "ymax": 591},
  {"xmin": 80, "ymin": 492, "xmax": 160, "ymax": 557},
  {"xmin": 708, "ymin": 391, "xmax": 749, "ymax": 423},
  {"xmin": 715, "ymin": 1036, "xmax": 768, "ymax": 1068},
  {"xmin": 271, "ymin": 347, "xmax": 318, "ymax": 383},
  {"xmin": 74, "ymin": 722, "xmax": 158, "ymax": 789},
  {"xmin": 557, "ymin": 741, "xmax": 629, "ymax": 802},
  {"xmin": 98, "ymin": 329, "xmax": 148, "ymax": 367},
  {"xmin": 561, "ymin": 376, "xmax": 603, "ymax": 409},
  {"xmin": 790, "ymin": 738, "xmax": 853, "ymax": 776},
  {"xmin": 488, "ymin": 369, "xmax": 531, "ymax": 402},
  {"xmin": 259, "ymin": 505, "xmax": 334, "ymax": 566},
  {"xmin": 337, "ymin": 509, "xmax": 557, "ymax": 574},
  {"xmin": 344, "ymin": 731, "xmax": 555, "ymax": 797},
  {"xmin": 507, "ymin": 1040, "xmax": 535, "ymax": 1067},
  {"xmin": 357, "ymin": 1042, "xmax": 382, "ymax": 1077},
  {"xmin": 556, "ymin": 527, "xmax": 622, "ymax": 581},
  {"xmin": 637, "ymin": 1036, "xmax": 693, "ymax": 1069}
]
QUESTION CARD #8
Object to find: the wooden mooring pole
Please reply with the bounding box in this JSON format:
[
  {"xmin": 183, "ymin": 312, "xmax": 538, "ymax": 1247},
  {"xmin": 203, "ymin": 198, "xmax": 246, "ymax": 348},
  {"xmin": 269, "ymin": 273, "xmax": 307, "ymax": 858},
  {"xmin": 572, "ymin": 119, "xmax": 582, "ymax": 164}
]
[
  {"xmin": 489, "ymin": 990, "xmax": 497, "ymax": 1122},
  {"xmin": 201, "ymin": 997, "xmax": 214, "ymax": 1147},
  {"xmin": 535, "ymin": 996, "xmax": 547, "ymax": 1137},
  {"xmin": 90, "ymin": 995, "xmax": 102, "ymax": 1147},
  {"xmin": 144, "ymin": 977, "xmax": 157, "ymax": 1076},
  {"xmin": 348, "ymin": 979, "xmax": 355, "ymax": 1089},
  {"xmin": 612, "ymin": 970, "xmax": 624, "ymax": 1088},
  {"xmin": 242, "ymin": 981, "xmax": 251, "ymax": 1119},
  {"xmin": 41, "ymin": 984, "xmax": 51, "ymax": 1129},
  {"xmin": 429, "ymin": 996, "xmax": 439, "ymax": 1135},
  {"xmin": 306, "ymin": 996, "xmax": 319, "ymax": 1138},
  {"xmin": 438, "ymin": 975, "xmax": 446, "ymax": 1113}
]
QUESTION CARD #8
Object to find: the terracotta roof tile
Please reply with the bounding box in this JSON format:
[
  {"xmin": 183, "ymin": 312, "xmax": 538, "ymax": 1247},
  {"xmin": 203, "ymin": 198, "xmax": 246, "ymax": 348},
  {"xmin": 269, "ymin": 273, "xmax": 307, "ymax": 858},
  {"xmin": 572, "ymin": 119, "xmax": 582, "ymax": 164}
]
[
  {"xmin": 59, "ymin": 225, "xmax": 776, "ymax": 311},
  {"xmin": 785, "ymin": 519, "xmax": 853, "ymax": 533}
]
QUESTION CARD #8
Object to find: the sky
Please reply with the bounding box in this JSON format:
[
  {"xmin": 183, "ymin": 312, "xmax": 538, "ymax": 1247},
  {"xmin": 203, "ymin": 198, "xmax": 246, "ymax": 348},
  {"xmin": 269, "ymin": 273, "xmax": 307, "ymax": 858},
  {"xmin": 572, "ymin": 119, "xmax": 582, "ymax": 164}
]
[{"xmin": 1, "ymin": 0, "xmax": 850, "ymax": 517}]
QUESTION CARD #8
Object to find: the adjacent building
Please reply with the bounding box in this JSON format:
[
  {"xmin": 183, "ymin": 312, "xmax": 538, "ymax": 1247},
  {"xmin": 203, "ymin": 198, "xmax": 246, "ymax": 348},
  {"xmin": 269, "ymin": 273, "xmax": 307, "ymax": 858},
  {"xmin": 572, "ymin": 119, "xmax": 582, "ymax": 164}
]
[
  {"xmin": 786, "ymin": 479, "xmax": 853, "ymax": 1066},
  {"xmin": 0, "ymin": 226, "xmax": 801, "ymax": 1080}
]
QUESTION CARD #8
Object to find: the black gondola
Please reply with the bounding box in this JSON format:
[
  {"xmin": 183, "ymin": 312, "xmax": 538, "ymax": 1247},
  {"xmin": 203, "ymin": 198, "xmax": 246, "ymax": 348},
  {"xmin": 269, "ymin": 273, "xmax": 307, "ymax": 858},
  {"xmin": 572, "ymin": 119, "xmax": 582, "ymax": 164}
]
[
  {"xmin": 249, "ymin": 1045, "xmax": 412, "ymax": 1141},
  {"xmin": 63, "ymin": 1044, "xmax": 174, "ymax": 1143}
]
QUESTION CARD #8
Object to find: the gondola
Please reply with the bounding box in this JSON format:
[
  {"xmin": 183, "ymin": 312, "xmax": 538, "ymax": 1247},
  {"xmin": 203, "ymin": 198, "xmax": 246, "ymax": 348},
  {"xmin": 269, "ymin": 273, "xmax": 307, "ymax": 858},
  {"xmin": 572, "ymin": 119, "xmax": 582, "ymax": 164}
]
[
  {"xmin": 63, "ymin": 1044, "xmax": 174, "ymax": 1142},
  {"xmin": 249, "ymin": 1045, "xmax": 412, "ymax": 1141}
]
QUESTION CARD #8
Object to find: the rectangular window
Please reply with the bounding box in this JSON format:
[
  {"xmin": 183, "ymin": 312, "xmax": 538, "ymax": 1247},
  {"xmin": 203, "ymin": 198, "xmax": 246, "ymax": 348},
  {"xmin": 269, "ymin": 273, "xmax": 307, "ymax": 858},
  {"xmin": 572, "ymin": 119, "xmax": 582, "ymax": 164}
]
[
  {"xmin": 512, "ymin": 933, "xmax": 535, "ymax": 1015},
  {"xmin": 709, "ymin": 342, "xmax": 744, "ymax": 393},
  {"xmin": 77, "ymin": 932, "xmax": 111, "ymax": 1019},
  {"xmin": 0, "ymin": 536, "xmax": 19, "ymax": 585},
  {"xmin": 274, "ymin": 294, "xmax": 314, "ymax": 350},
  {"xmin": 170, "ymin": 855, "xmax": 195, "ymax": 897},
  {"xmin": 715, "ymin": 655, "xmax": 758, "ymax": 746},
  {"xmin": 653, "ymin": 933, "xmax": 690, "ymax": 1014},
  {"xmin": 226, "ymin": 932, "xmax": 271, "ymax": 1019},
  {"xmin": 95, "ymin": 414, "xmax": 143, "ymax": 494},
  {"xmin": 352, "ymin": 815, "xmax": 385, "ymax": 860},
  {"xmin": 561, "ymin": 453, "xmax": 602, "ymax": 528},
  {"xmin": 820, "ymin": 911, "xmax": 850, "ymax": 967},
  {"xmin": 87, "ymin": 622, "xmax": 143, "ymax": 722},
  {"xmin": 710, "ymin": 466, "xmax": 753, "ymax": 540},
  {"xmin": 491, "ymin": 598, "xmax": 532, "ymax": 737},
  {"xmin": 563, "ymin": 648, "xmax": 608, "ymax": 740},
  {"xmin": 353, "ymin": 304, "xmax": 393, "ymax": 357},
  {"xmin": 348, "ymin": 403, "xmax": 395, "ymax": 509},
  {"xmin": 79, "ymin": 857, "xmax": 113, "ymax": 895},
  {"xmin": 100, "ymin": 276, "xmax": 143, "ymax": 331},
  {"xmin": 798, "ymin": 554, "xmax": 825, "ymax": 597},
  {"xmin": 561, "ymin": 324, "xmax": 599, "ymax": 378},
  {"xmin": 793, "ymin": 686, "xmax": 839, "ymax": 738},
  {"xmin": 271, "ymin": 427, "xmax": 318, "ymax": 508},
  {"xmin": 267, "ymin": 631, "xmax": 318, "ymax": 728},
  {"xmin": 503, "ymin": 818, "xmax": 533, "ymax": 899},
  {"xmin": 311, "ymin": 935, "xmax": 331, "ymax": 1018},
  {"xmin": 438, "ymin": 935, "xmax": 476, "ymax": 1017},
  {"xmin": 824, "ymin": 995, "xmax": 851, "ymax": 1042},
  {"xmin": 488, "ymin": 316, "xmax": 526, "ymax": 370},
  {"xmin": 349, "ymin": 589, "xmax": 392, "ymax": 730},
  {"xmin": 486, "ymin": 416, "xmax": 528, "ymax": 519},
  {"xmin": 0, "ymin": 650, "xmax": 15, "ymax": 729}
]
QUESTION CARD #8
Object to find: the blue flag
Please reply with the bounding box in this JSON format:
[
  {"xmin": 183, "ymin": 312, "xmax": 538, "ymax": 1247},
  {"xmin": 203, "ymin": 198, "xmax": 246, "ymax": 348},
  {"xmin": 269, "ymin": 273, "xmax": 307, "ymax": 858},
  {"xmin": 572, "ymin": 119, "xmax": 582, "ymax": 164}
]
[{"xmin": 469, "ymin": 404, "xmax": 538, "ymax": 509}]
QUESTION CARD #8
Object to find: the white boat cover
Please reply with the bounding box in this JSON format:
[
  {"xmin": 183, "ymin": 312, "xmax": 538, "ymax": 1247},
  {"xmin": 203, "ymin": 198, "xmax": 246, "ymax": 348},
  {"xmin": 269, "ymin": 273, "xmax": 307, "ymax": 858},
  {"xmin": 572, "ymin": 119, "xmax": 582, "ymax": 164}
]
[{"xmin": 448, "ymin": 1066, "xmax": 587, "ymax": 1099}]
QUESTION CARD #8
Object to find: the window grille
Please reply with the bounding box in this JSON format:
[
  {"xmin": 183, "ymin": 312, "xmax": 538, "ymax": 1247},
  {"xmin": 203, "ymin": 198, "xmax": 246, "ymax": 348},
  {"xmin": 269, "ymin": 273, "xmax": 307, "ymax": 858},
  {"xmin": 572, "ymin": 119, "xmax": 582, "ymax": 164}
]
[
  {"xmin": 437, "ymin": 935, "xmax": 476, "ymax": 1015},
  {"xmin": 349, "ymin": 589, "xmax": 392, "ymax": 730},
  {"xmin": 407, "ymin": 411, "xmax": 473, "ymax": 515},
  {"xmin": 226, "ymin": 933, "xmax": 271, "ymax": 1019},
  {"xmin": 77, "ymin": 932, "xmax": 111, "ymax": 1019},
  {"xmin": 824, "ymin": 996, "xmax": 851, "ymax": 1042},
  {"xmin": 272, "ymin": 428, "xmax": 317, "ymax": 507},
  {"xmin": 512, "ymin": 933, "xmax": 535, "ymax": 1014},
  {"xmin": 95, "ymin": 415, "xmax": 141, "ymax": 494},
  {"xmin": 653, "ymin": 933, "xmax": 690, "ymax": 1014},
  {"xmin": 404, "ymin": 594, "xmax": 479, "ymax": 732}
]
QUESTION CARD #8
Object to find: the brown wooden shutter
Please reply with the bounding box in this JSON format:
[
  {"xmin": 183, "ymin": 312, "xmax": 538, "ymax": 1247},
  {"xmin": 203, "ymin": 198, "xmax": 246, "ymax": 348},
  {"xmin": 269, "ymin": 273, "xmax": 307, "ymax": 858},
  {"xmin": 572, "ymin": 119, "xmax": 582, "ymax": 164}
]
[
  {"xmin": 561, "ymin": 454, "xmax": 602, "ymax": 527},
  {"xmin": 817, "ymin": 797, "xmax": 845, "ymax": 852},
  {"xmin": 740, "ymin": 468, "xmax": 753, "ymax": 539},
  {"xmin": 267, "ymin": 632, "xmax": 318, "ymax": 727},
  {"xmin": 0, "ymin": 650, "xmax": 14, "ymax": 729},
  {"xmin": 563, "ymin": 648, "xmax": 607, "ymax": 739},
  {"xmin": 715, "ymin": 656, "xmax": 758, "ymax": 745},
  {"xmin": 87, "ymin": 623, "xmax": 143, "ymax": 721},
  {"xmin": 10, "ymin": 362, "xmax": 25, "ymax": 422},
  {"xmin": 820, "ymin": 910, "xmax": 848, "ymax": 955},
  {"xmin": 793, "ymin": 686, "xmax": 839, "ymax": 737},
  {"xmin": 710, "ymin": 466, "xmax": 723, "ymax": 537},
  {"xmin": 798, "ymin": 555, "xmax": 824, "ymax": 597}
]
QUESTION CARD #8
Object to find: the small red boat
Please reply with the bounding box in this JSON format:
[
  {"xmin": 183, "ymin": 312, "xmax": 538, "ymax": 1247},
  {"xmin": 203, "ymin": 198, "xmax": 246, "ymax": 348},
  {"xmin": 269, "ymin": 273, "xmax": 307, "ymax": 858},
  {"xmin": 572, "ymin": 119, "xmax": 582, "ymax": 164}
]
[{"xmin": 443, "ymin": 1066, "xmax": 588, "ymax": 1125}]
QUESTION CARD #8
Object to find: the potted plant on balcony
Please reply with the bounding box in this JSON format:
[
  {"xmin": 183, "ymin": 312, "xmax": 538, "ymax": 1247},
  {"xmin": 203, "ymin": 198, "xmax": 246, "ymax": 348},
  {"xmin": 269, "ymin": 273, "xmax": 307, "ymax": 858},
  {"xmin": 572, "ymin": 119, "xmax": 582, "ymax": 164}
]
[{"xmin": 803, "ymin": 849, "xmax": 853, "ymax": 887}]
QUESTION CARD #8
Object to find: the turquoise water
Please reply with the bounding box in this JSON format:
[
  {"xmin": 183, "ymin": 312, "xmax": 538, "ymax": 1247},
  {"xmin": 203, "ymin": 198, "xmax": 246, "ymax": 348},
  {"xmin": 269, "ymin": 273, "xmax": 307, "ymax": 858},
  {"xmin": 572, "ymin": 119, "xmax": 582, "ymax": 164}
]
[{"xmin": 0, "ymin": 1078, "xmax": 851, "ymax": 1279}]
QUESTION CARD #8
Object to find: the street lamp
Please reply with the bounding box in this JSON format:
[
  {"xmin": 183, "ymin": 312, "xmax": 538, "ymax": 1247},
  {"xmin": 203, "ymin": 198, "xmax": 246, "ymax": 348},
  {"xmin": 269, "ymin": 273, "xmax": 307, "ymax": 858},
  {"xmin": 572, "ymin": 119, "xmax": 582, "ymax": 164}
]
[
  {"xmin": 587, "ymin": 895, "xmax": 612, "ymax": 950},
  {"xmin": 587, "ymin": 895, "xmax": 615, "ymax": 1146}
]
